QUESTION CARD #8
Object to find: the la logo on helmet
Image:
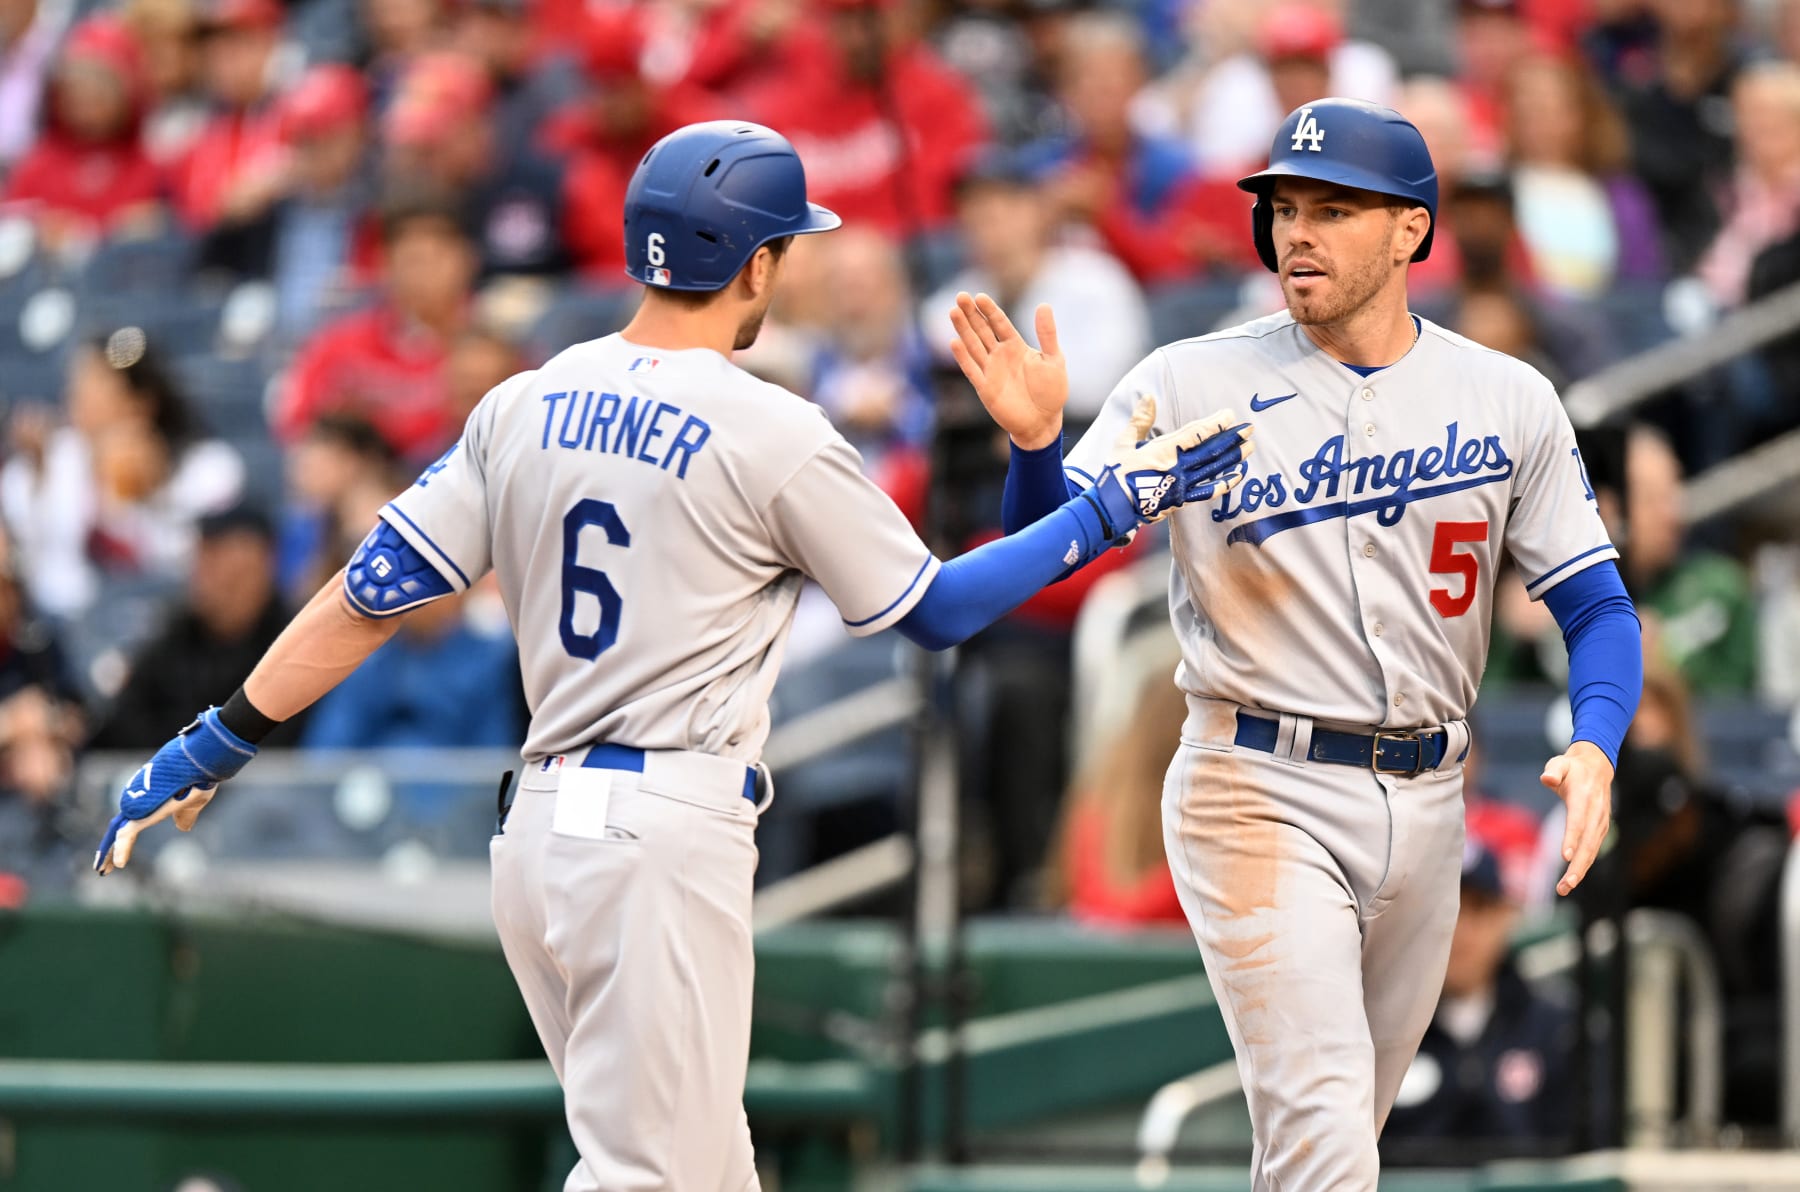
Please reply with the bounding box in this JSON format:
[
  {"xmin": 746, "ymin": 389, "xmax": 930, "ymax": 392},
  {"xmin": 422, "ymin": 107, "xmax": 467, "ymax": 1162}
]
[{"xmin": 1290, "ymin": 108, "xmax": 1325, "ymax": 152}]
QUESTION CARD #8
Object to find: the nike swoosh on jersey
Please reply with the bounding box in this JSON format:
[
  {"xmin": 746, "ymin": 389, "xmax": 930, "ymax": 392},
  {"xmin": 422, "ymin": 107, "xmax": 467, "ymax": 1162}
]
[{"xmin": 1248, "ymin": 392, "xmax": 1297, "ymax": 412}]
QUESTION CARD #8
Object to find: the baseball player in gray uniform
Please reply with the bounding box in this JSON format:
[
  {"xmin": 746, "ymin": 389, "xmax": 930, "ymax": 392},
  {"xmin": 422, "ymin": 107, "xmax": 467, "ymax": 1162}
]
[
  {"xmin": 951, "ymin": 100, "xmax": 1643, "ymax": 1188},
  {"xmin": 91, "ymin": 121, "xmax": 1255, "ymax": 1191}
]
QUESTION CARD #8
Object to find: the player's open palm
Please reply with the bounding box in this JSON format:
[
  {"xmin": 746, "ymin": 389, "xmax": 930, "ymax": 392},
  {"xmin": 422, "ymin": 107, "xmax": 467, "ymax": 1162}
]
[{"xmin": 948, "ymin": 292, "xmax": 1068, "ymax": 451}]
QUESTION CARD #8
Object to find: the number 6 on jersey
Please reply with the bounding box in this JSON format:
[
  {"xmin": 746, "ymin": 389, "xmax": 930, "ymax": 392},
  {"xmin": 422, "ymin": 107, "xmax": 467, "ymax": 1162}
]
[{"xmin": 561, "ymin": 499, "xmax": 630, "ymax": 659}]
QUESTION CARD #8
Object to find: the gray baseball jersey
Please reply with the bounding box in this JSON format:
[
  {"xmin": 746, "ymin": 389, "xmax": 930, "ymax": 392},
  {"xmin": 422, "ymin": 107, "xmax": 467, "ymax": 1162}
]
[
  {"xmin": 380, "ymin": 333, "xmax": 938, "ymax": 763},
  {"xmin": 1066, "ymin": 310, "xmax": 1616, "ymax": 730}
]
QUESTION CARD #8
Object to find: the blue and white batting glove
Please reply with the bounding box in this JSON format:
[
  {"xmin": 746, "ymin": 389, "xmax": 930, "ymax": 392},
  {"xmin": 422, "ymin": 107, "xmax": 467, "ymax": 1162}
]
[
  {"xmin": 94, "ymin": 708, "xmax": 257, "ymax": 875},
  {"xmin": 1090, "ymin": 395, "xmax": 1255, "ymax": 538}
]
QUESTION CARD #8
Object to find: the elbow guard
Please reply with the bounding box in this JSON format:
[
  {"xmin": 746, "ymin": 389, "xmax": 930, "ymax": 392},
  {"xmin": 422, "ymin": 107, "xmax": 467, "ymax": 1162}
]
[{"xmin": 343, "ymin": 519, "xmax": 457, "ymax": 618}]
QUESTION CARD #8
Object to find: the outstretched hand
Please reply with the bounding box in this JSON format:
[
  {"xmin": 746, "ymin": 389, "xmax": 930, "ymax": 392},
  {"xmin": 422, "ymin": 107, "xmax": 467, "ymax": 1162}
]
[
  {"xmin": 1540, "ymin": 740, "xmax": 1614, "ymax": 897},
  {"xmin": 948, "ymin": 292, "xmax": 1068, "ymax": 451}
]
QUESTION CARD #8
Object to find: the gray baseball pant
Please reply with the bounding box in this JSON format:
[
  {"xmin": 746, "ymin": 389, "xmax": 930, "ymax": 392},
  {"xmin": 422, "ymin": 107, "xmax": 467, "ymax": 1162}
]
[
  {"xmin": 490, "ymin": 748, "xmax": 763, "ymax": 1192},
  {"xmin": 1163, "ymin": 695, "xmax": 1468, "ymax": 1191}
]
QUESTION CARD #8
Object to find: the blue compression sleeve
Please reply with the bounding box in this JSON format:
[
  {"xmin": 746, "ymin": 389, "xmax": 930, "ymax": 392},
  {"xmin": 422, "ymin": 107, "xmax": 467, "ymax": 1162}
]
[
  {"xmin": 1541, "ymin": 560, "xmax": 1642, "ymax": 768},
  {"xmin": 897, "ymin": 492, "xmax": 1117, "ymax": 650},
  {"xmin": 1001, "ymin": 436, "xmax": 1081, "ymax": 534}
]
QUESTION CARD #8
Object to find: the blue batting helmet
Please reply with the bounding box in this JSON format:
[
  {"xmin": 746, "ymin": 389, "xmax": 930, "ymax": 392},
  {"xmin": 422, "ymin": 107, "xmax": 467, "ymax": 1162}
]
[
  {"xmin": 1236, "ymin": 98, "xmax": 1437, "ymax": 274},
  {"xmin": 622, "ymin": 121, "xmax": 841, "ymax": 292}
]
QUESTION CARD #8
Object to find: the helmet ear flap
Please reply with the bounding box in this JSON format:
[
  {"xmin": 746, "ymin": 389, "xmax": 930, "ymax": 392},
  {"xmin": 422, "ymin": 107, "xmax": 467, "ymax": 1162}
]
[{"xmin": 1251, "ymin": 196, "xmax": 1279, "ymax": 274}]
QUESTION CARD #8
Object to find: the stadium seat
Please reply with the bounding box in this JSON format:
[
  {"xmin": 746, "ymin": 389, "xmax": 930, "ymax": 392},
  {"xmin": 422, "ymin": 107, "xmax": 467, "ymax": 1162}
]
[
  {"xmin": 1146, "ymin": 277, "xmax": 1250, "ymax": 346},
  {"xmin": 524, "ymin": 287, "xmax": 638, "ymax": 361}
]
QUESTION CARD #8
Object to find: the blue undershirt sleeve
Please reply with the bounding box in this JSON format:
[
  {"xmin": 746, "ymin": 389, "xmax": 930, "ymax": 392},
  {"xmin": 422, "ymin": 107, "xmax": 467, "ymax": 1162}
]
[
  {"xmin": 897, "ymin": 492, "xmax": 1117, "ymax": 651},
  {"xmin": 1540, "ymin": 560, "xmax": 1642, "ymax": 768},
  {"xmin": 1001, "ymin": 436, "xmax": 1082, "ymax": 535}
]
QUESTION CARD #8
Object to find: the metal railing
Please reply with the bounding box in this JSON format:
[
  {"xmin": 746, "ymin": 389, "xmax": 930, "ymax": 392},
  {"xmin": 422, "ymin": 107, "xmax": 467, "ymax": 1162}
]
[{"xmin": 1129, "ymin": 908, "xmax": 1727, "ymax": 1165}]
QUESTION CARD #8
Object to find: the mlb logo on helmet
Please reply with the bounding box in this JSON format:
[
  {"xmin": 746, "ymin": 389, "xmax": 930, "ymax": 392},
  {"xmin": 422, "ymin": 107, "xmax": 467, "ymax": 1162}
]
[{"xmin": 649, "ymin": 267, "xmax": 672, "ymax": 286}]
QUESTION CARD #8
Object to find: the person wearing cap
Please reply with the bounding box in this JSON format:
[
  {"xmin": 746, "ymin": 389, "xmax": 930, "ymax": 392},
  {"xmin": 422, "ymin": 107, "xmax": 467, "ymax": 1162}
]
[
  {"xmin": 553, "ymin": 7, "xmax": 718, "ymax": 282},
  {"xmin": 198, "ymin": 62, "xmax": 380, "ymax": 342},
  {"xmin": 1140, "ymin": 1, "xmax": 1399, "ymax": 181},
  {"xmin": 168, "ymin": 0, "xmax": 288, "ymax": 231},
  {"xmin": 1017, "ymin": 10, "xmax": 1261, "ymax": 282},
  {"xmin": 736, "ymin": 0, "xmax": 989, "ymax": 235},
  {"xmin": 381, "ymin": 49, "xmax": 569, "ymax": 278},
  {"xmin": 272, "ymin": 192, "xmax": 475, "ymax": 458},
  {"xmin": 2, "ymin": 14, "xmax": 165, "ymax": 253},
  {"xmin": 1381, "ymin": 832, "xmax": 1584, "ymax": 1156}
]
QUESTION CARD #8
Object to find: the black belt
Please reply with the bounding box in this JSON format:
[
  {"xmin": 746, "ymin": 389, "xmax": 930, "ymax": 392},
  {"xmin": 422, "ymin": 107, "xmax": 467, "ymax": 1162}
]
[{"xmin": 1233, "ymin": 710, "xmax": 1449, "ymax": 777}]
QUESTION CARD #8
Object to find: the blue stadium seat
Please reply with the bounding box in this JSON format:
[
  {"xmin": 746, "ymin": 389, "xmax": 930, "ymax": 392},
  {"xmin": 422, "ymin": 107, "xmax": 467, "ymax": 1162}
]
[{"xmin": 174, "ymin": 354, "xmax": 273, "ymax": 442}]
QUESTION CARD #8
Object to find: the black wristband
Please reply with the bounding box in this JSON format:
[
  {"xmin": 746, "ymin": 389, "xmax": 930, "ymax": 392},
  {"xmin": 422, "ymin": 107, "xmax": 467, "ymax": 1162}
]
[
  {"xmin": 218, "ymin": 686, "xmax": 282, "ymax": 745},
  {"xmin": 1077, "ymin": 488, "xmax": 1117, "ymax": 544}
]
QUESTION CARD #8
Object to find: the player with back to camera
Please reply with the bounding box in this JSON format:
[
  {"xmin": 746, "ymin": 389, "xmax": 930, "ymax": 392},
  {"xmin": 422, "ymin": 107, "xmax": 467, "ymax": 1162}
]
[
  {"xmin": 88, "ymin": 121, "xmax": 1253, "ymax": 1190},
  {"xmin": 950, "ymin": 99, "xmax": 1643, "ymax": 1189}
]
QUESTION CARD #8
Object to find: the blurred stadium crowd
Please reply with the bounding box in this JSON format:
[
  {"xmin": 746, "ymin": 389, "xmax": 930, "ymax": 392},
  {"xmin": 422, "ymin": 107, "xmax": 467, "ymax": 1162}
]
[{"xmin": 2, "ymin": 0, "xmax": 1800, "ymax": 1155}]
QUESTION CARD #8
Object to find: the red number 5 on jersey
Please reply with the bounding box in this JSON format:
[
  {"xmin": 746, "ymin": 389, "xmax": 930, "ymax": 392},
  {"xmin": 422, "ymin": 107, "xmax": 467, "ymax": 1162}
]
[{"xmin": 1429, "ymin": 521, "xmax": 1489, "ymax": 618}]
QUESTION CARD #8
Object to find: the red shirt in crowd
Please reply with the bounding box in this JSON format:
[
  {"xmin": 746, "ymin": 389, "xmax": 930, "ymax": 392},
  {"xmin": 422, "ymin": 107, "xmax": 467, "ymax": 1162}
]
[
  {"xmin": 3, "ymin": 15, "xmax": 163, "ymax": 239},
  {"xmin": 1062, "ymin": 800, "xmax": 1185, "ymax": 926},
  {"xmin": 169, "ymin": 106, "xmax": 284, "ymax": 230},
  {"xmin": 742, "ymin": 42, "xmax": 987, "ymax": 235},
  {"xmin": 273, "ymin": 306, "xmax": 458, "ymax": 458}
]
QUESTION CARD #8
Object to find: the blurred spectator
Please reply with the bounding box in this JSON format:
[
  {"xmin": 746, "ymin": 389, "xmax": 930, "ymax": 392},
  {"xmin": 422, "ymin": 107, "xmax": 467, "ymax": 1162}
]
[
  {"xmin": 681, "ymin": 0, "xmax": 827, "ymax": 99},
  {"xmin": 809, "ymin": 228, "xmax": 932, "ymax": 467},
  {"xmin": 447, "ymin": 322, "xmax": 523, "ymax": 425},
  {"xmin": 1145, "ymin": 1, "xmax": 1398, "ymax": 180},
  {"xmin": 740, "ymin": 0, "xmax": 988, "ymax": 236},
  {"xmin": 2, "ymin": 15, "xmax": 165, "ymax": 257},
  {"xmin": 276, "ymin": 412, "xmax": 398, "ymax": 599},
  {"xmin": 1453, "ymin": 284, "xmax": 1565, "ymax": 384},
  {"xmin": 1460, "ymin": 738, "xmax": 1546, "ymax": 906},
  {"xmin": 122, "ymin": 0, "xmax": 207, "ymax": 164},
  {"xmin": 1396, "ymin": 75, "xmax": 1476, "ymax": 300},
  {"xmin": 273, "ymin": 194, "xmax": 474, "ymax": 459},
  {"xmin": 1579, "ymin": 0, "xmax": 1659, "ymax": 89},
  {"xmin": 923, "ymin": 152, "xmax": 1148, "ymax": 423},
  {"xmin": 934, "ymin": 0, "xmax": 1071, "ymax": 148},
  {"xmin": 1049, "ymin": 668, "xmax": 1185, "ymax": 926},
  {"xmin": 0, "ymin": 328, "xmax": 245, "ymax": 619},
  {"xmin": 0, "ymin": 546, "xmax": 82, "ymax": 809},
  {"xmin": 300, "ymin": 590, "xmax": 520, "ymax": 792},
  {"xmin": 1623, "ymin": 424, "xmax": 1758, "ymax": 693},
  {"xmin": 359, "ymin": 0, "xmax": 445, "ymax": 100},
  {"xmin": 0, "ymin": 0, "xmax": 72, "ymax": 172},
  {"xmin": 1502, "ymin": 51, "xmax": 1664, "ymax": 300},
  {"xmin": 1455, "ymin": 0, "xmax": 1537, "ymax": 165},
  {"xmin": 1020, "ymin": 11, "xmax": 1254, "ymax": 281},
  {"xmin": 90, "ymin": 505, "xmax": 305, "ymax": 749},
  {"xmin": 1615, "ymin": 0, "xmax": 1745, "ymax": 274},
  {"xmin": 556, "ymin": 8, "xmax": 716, "ymax": 283},
  {"xmin": 1697, "ymin": 62, "xmax": 1800, "ymax": 309},
  {"xmin": 1587, "ymin": 655, "xmax": 1787, "ymax": 1122},
  {"xmin": 382, "ymin": 50, "xmax": 569, "ymax": 278},
  {"xmin": 168, "ymin": 0, "xmax": 290, "ymax": 232},
  {"xmin": 450, "ymin": 0, "xmax": 579, "ymax": 157},
  {"xmin": 1382, "ymin": 833, "xmax": 1581, "ymax": 1157},
  {"xmin": 199, "ymin": 63, "xmax": 378, "ymax": 343},
  {"xmin": 1349, "ymin": 0, "xmax": 1456, "ymax": 77}
]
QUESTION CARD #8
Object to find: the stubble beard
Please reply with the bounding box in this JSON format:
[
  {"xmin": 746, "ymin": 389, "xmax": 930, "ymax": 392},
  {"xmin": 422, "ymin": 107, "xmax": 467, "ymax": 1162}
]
[
  {"xmin": 734, "ymin": 307, "xmax": 769, "ymax": 351},
  {"xmin": 1283, "ymin": 249, "xmax": 1392, "ymax": 327}
]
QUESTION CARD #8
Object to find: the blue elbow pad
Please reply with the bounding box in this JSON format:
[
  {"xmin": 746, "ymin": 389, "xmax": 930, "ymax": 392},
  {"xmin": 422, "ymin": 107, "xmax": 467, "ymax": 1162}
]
[{"xmin": 343, "ymin": 519, "xmax": 458, "ymax": 617}]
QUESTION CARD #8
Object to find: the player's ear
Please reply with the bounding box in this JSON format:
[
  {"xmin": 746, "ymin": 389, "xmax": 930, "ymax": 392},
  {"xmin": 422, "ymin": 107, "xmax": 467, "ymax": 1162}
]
[
  {"xmin": 744, "ymin": 244, "xmax": 777, "ymax": 301},
  {"xmin": 1395, "ymin": 206, "xmax": 1430, "ymax": 263}
]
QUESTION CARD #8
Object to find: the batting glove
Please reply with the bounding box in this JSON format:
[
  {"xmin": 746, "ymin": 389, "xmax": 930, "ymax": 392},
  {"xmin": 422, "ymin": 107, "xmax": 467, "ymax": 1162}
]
[
  {"xmin": 1090, "ymin": 395, "xmax": 1254, "ymax": 537},
  {"xmin": 94, "ymin": 708, "xmax": 256, "ymax": 876}
]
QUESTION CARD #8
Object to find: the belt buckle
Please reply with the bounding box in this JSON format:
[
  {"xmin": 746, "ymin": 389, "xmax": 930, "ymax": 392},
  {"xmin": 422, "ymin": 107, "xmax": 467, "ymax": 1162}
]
[{"xmin": 1371, "ymin": 730, "xmax": 1423, "ymax": 776}]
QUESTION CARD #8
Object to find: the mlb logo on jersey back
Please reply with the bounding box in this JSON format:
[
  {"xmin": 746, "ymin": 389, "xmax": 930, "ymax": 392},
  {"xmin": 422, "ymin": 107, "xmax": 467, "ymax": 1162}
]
[
  {"xmin": 1291, "ymin": 107, "xmax": 1325, "ymax": 152},
  {"xmin": 629, "ymin": 357, "xmax": 661, "ymax": 373},
  {"xmin": 649, "ymin": 267, "xmax": 672, "ymax": 286}
]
